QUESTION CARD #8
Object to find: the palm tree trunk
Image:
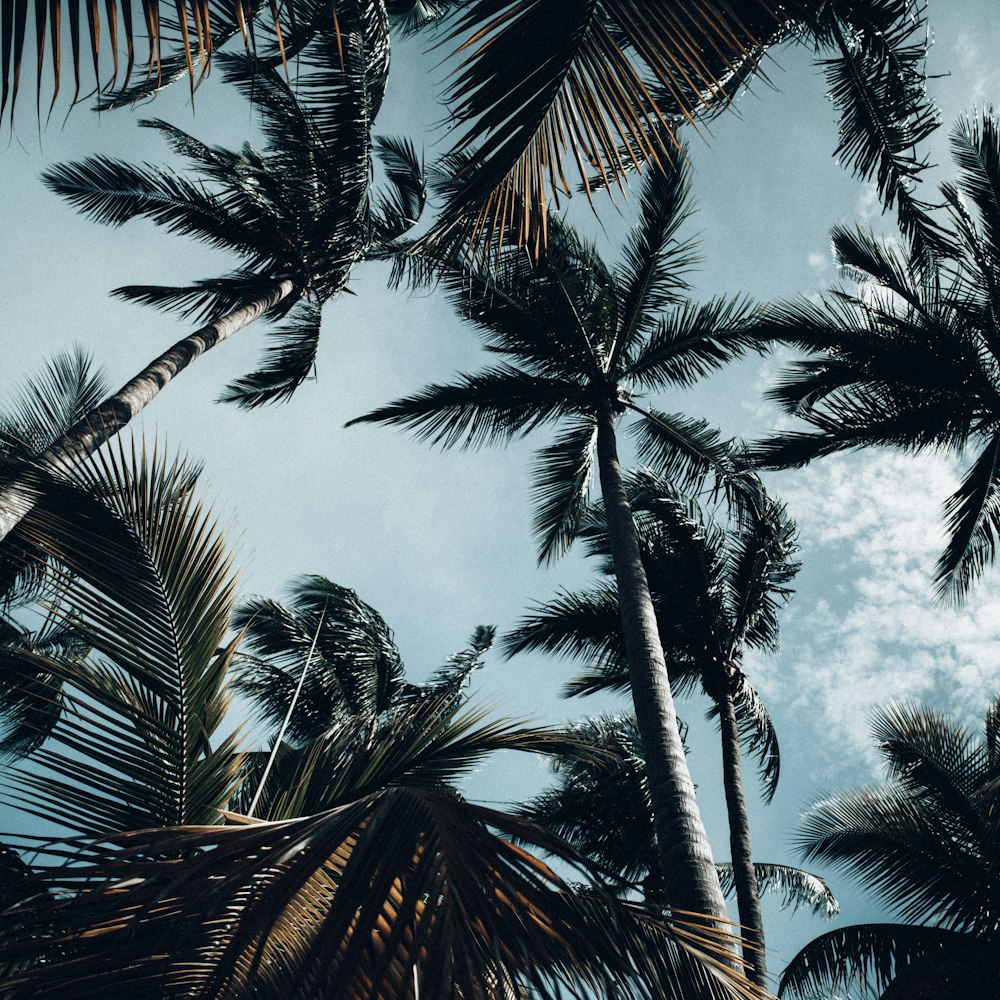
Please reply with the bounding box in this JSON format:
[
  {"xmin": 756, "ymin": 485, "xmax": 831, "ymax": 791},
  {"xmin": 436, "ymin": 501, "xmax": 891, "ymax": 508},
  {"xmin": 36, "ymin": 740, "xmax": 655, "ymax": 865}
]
[
  {"xmin": 0, "ymin": 280, "xmax": 295, "ymax": 542},
  {"xmin": 718, "ymin": 682, "xmax": 768, "ymax": 989},
  {"xmin": 594, "ymin": 398, "xmax": 729, "ymax": 925}
]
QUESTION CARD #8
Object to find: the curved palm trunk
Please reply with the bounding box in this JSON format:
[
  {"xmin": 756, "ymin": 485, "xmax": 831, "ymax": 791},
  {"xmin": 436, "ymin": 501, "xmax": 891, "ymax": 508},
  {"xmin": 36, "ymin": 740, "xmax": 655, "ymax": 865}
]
[
  {"xmin": 718, "ymin": 683, "xmax": 767, "ymax": 989},
  {"xmin": 0, "ymin": 280, "xmax": 295, "ymax": 542},
  {"xmin": 594, "ymin": 398, "xmax": 729, "ymax": 926}
]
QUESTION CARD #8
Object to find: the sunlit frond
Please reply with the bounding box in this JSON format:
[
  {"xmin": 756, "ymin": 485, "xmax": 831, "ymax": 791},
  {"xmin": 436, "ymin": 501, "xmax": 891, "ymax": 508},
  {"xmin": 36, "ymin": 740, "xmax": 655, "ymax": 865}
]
[
  {"xmin": 0, "ymin": 788, "xmax": 756, "ymax": 1000},
  {"xmin": 434, "ymin": 0, "xmax": 820, "ymax": 252}
]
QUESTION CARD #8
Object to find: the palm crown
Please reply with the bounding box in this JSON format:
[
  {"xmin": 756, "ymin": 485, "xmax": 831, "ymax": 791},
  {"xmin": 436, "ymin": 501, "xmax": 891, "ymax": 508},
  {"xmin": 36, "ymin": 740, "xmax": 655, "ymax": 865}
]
[
  {"xmin": 752, "ymin": 108, "xmax": 1000, "ymax": 600},
  {"xmin": 351, "ymin": 156, "xmax": 760, "ymax": 560},
  {"xmin": 44, "ymin": 52, "xmax": 423, "ymax": 410},
  {"xmin": 780, "ymin": 697, "xmax": 1000, "ymax": 999}
]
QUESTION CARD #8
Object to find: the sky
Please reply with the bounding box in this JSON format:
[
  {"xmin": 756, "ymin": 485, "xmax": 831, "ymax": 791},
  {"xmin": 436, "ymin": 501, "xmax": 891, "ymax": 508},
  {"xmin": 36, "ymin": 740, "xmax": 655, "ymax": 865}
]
[{"xmin": 2, "ymin": 1, "xmax": 1000, "ymax": 992}]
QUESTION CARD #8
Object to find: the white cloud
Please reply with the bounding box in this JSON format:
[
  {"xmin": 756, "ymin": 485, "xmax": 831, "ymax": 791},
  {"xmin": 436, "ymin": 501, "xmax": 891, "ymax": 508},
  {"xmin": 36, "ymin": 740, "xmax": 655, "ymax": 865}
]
[
  {"xmin": 807, "ymin": 250, "xmax": 828, "ymax": 273},
  {"xmin": 855, "ymin": 182, "xmax": 881, "ymax": 224},
  {"xmin": 954, "ymin": 31, "xmax": 1000, "ymax": 105},
  {"xmin": 757, "ymin": 450, "xmax": 1000, "ymax": 775}
]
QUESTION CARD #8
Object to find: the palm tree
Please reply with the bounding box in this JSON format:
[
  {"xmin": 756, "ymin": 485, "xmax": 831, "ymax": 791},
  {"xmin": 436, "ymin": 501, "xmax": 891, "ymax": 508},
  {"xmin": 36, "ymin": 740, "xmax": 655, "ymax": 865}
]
[
  {"xmin": 505, "ymin": 471, "xmax": 804, "ymax": 987},
  {"xmin": 0, "ymin": 440, "xmax": 757, "ymax": 1000},
  {"xmin": 0, "ymin": 37, "xmax": 425, "ymax": 544},
  {"xmin": 778, "ymin": 697, "xmax": 1000, "ymax": 999},
  {"xmin": 347, "ymin": 154, "xmax": 769, "ymax": 924},
  {"xmin": 751, "ymin": 108, "xmax": 1000, "ymax": 601}
]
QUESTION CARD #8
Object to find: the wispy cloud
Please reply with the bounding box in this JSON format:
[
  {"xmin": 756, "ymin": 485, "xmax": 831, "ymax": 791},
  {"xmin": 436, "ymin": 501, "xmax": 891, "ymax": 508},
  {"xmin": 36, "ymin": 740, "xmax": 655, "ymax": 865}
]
[
  {"xmin": 953, "ymin": 31, "xmax": 1000, "ymax": 106},
  {"xmin": 755, "ymin": 450, "xmax": 1000, "ymax": 775}
]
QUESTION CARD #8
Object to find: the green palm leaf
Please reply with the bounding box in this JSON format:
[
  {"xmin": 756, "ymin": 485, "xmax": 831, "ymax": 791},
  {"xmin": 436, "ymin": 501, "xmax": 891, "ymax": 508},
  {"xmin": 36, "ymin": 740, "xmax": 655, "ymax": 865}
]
[
  {"xmin": 530, "ymin": 418, "xmax": 598, "ymax": 565},
  {"xmin": 610, "ymin": 156, "xmax": 699, "ymax": 369},
  {"xmin": 346, "ymin": 366, "xmax": 583, "ymax": 448},
  {"xmin": 629, "ymin": 408, "xmax": 738, "ymax": 498},
  {"xmin": 626, "ymin": 298, "xmax": 762, "ymax": 390},
  {"xmin": 717, "ymin": 862, "xmax": 839, "ymax": 918},
  {"xmin": 5, "ymin": 437, "xmax": 244, "ymax": 835},
  {"xmin": 812, "ymin": 0, "xmax": 941, "ymax": 247},
  {"xmin": 217, "ymin": 302, "xmax": 324, "ymax": 408},
  {"xmin": 233, "ymin": 575, "xmax": 406, "ymax": 742},
  {"xmin": 779, "ymin": 923, "xmax": 980, "ymax": 1000}
]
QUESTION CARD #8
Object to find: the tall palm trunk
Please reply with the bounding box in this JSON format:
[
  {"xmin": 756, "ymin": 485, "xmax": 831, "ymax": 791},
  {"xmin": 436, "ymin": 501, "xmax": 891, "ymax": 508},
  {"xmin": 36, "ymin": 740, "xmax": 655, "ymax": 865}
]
[
  {"xmin": 0, "ymin": 280, "xmax": 295, "ymax": 542},
  {"xmin": 594, "ymin": 398, "xmax": 729, "ymax": 926},
  {"xmin": 717, "ymin": 679, "xmax": 767, "ymax": 989}
]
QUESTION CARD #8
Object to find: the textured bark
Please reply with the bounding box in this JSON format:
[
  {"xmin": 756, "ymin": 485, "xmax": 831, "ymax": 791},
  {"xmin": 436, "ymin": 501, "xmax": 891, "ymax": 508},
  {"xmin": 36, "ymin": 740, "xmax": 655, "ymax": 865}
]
[
  {"xmin": 718, "ymin": 683, "xmax": 768, "ymax": 989},
  {"xmin": 0, "ymin": 280, "xmax": 295, "ymax": 542},
  {"xmin": 594, "ymin": 398, "xmax": 729, "ymax": 926}
]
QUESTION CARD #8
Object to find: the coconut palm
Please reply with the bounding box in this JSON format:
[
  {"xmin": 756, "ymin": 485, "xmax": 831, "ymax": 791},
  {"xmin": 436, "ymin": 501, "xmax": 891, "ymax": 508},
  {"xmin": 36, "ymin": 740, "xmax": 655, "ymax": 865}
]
[
  {"xmin": 751, "ymin": 108, "xmax": 1000, "ymax": 601},
  {"xmin": 778, "ymin": 697, "xmax": 1000, "ymax": 999},
  {"xmin": 505, "ymin": 471, "xmax": 803, "ymax": 987},
  {"xmin": 347, "ymin": 152, "xmax": 770, "ymax": 923},
  {"xmin": 0, "ymin": 34, "xmax": 424, "ymax": 544},
  {"xmin": 0, "ymin": 441, "xmax": 758, "ymax": 1000}
]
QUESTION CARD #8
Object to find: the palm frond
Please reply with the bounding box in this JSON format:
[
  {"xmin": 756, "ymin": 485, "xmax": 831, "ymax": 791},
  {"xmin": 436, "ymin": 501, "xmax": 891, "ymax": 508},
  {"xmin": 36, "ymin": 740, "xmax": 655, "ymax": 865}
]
[
  {"xmin": 518, "ymin": 713, "xmax": 658, "ymax": 887},
  {"xmin": 717, "ymin": 861, "xmax": 838, "ymax": 918},
  {"xmin": 814, "ymin": 1, "xmax": 940, "ymax": 245},
  {"xmin": 233, "ymin": 575, "xmax": 405, "ymax": 742},
  {"xmin": 708, "ymin": 684, "xmax": 781, "ymax": 802},
  {"xmin": 831, "ymin": 224, "xmax": 930, "ymax": 305},
  {"xmin": 434, "ymin": 0, "xmax": 818, "ymax": 253},
  {"xmin": 0, "ymin": 349, "xmax": 110, "ymax": 461},
  {"xmin": 41, "ymin": 155, "xmax": 271, "ymax": 259},
  {"xmin": 218, "ymin": 302, "xmax": 323, "ymax": 409},
  {"xmin": 243, "ymin": 697, "xmax": 592, "ymax": 821},
  {"xmin": 503, "ymin": 582, "xmax": 621, "ymax": 661},
  {"xmin": 936, "ymin": 433, "xmax": 1000, "ymax": 601},
  {"xmin": 0, "ymin": 787, "xmax": 757, "ymax": 1000},
  {"xmin": 797, "ymin": 782, "xmax": 987, "ymax": 930},
  {"xmin": 721, "ymin": 496, "xmax": 799, "ymax": 653},
  {"xmin": 370, "ymin": 135, "xmax": 427, "ymax": 246},
  {"xmin": 5, "ymin": 436, "xmax": 244, "ymax": 835},
  {"xmin": 778, "ymin": 923, "xmax": 975, "ymax": 1000},
  {"xmin": 345, "ymin": 366, "xmax": 582, "ymax": 449},
  {"xmin": 112, "ymin": 271, "xmax": 295, "ymax": 325},
  {"xmin": 0, "ymin": 635, "xmax": 73, "ymax": 762},
  {"xmin": 610, "ymin": 155, "xmax": 699, "ymax": 369},
  {"xmin": 629, "ymin": 408, "xmax": 737, "ymax": 499},
  {"xmin": 404, "ymin": 624, "xmax": 496, "ymax": 704},
  {"xmin": 530, "ymin": 418, "xmax": 598, "ymax": 565},
  {"xmin": 948, "ymin": 109, "xmax": 1000, "ymax": 275},
  {"xmin": 869, "ymin": 702, "xmax": 983, "ymax": 804},
  {"xmin": 625, "ymin": 298, "xmax": 762, "ymax": 390}
]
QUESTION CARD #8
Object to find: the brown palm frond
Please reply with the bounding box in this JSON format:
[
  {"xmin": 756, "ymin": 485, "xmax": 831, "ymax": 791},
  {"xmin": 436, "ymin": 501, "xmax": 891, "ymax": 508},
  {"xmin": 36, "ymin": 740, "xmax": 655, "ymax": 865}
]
[
  {"xmin": 0, "ymin": 787, "xmax": 761, "ymax": 1000},
  {"xmin": 433, "ymin": 0, "xmax": 822, "ymax": 255},
  {"xmin": 0, "ymin": 0, "xmax": 307, "ymax": 123}
]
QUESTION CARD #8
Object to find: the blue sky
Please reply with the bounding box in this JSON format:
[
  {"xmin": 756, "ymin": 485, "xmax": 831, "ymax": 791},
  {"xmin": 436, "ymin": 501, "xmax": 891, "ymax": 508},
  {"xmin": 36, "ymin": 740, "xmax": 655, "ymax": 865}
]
[{"xmin": 2, "ymin": 2, "xmax": 999, "ymax": 991}]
